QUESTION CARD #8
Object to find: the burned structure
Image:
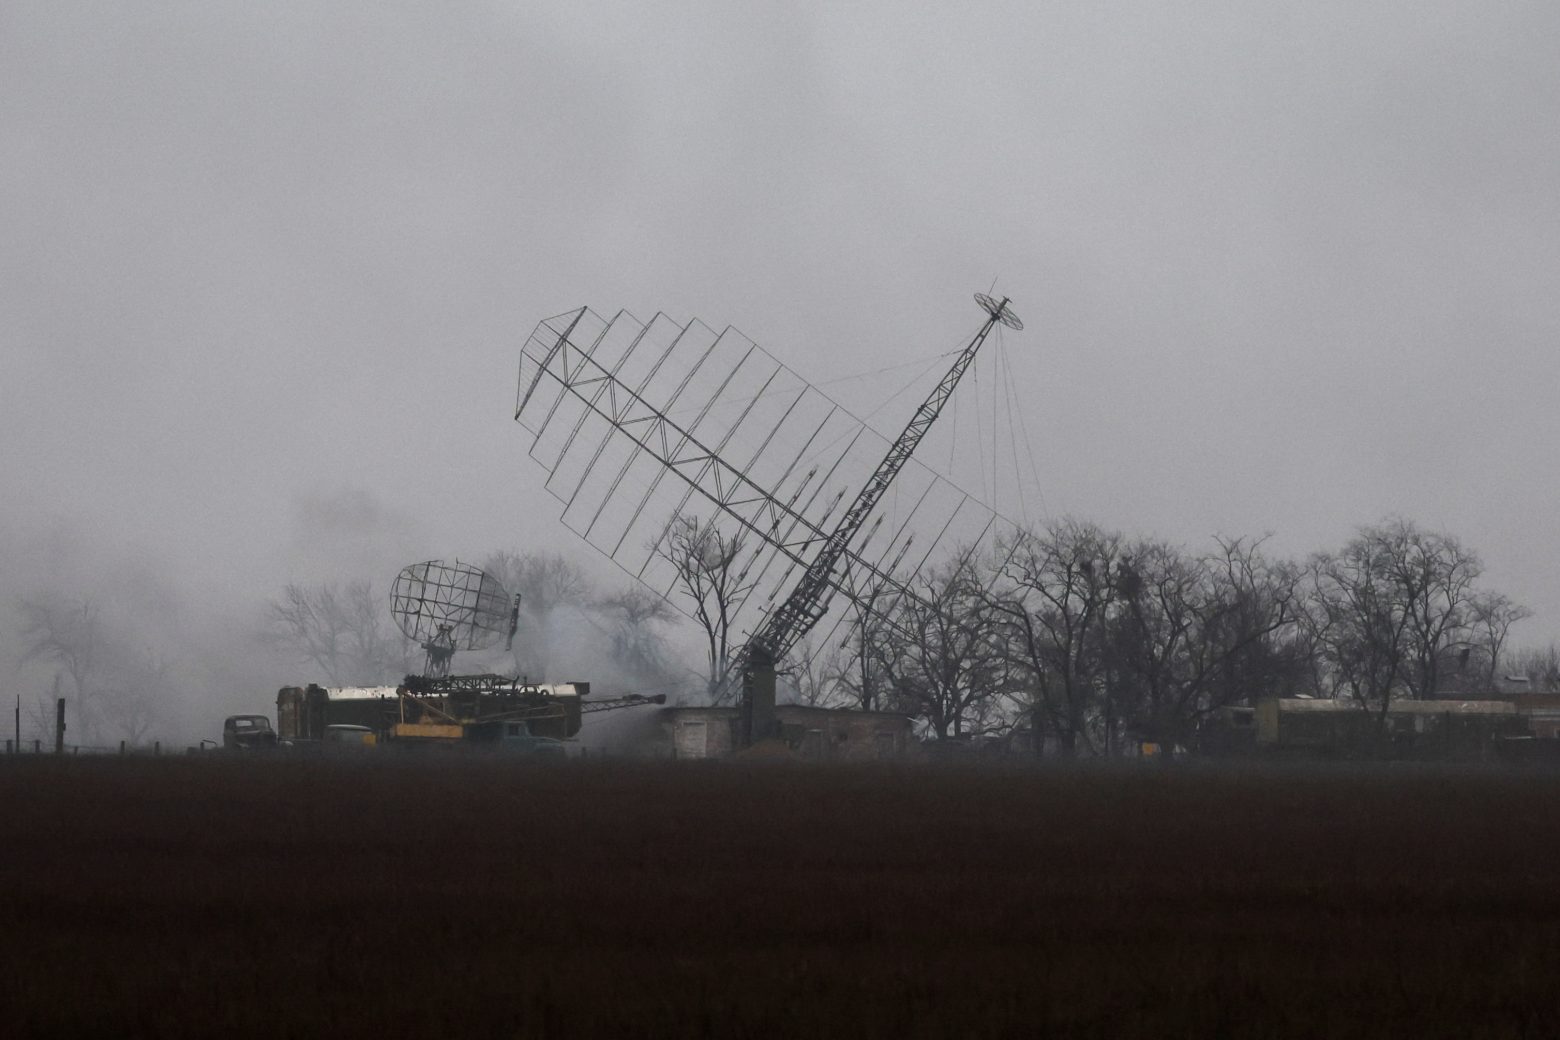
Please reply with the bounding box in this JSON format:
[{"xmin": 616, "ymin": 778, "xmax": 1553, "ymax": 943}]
[
  {"xmin": 513, "ymin": 295, "xmax": 1024, "ymax": 744},
  {"xmin": 263, "ymin": 559, "xmax": 663, "ymax": 750},
  {"xmin": 275, "ymin": 680, "xmax": 611, "ymax": 742}
]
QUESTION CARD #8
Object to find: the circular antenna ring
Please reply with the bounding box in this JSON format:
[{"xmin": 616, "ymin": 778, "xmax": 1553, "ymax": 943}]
[{"xmin": 975, "ymin": 292, "xmax": 1023, "ymax": 331}]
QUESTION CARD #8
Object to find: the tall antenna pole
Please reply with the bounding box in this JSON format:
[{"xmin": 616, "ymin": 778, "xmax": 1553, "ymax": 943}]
[{"xmin": 738, "ymin": 293, "xmax": 1023, "ymax": 671}]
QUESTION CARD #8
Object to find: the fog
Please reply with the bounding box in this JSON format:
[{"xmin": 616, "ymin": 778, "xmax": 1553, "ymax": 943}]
[{"xmin": 4, "ymin": 2, "xmax": 1558, "ymax": 743}]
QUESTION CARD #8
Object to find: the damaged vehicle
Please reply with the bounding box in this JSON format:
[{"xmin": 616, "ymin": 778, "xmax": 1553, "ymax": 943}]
[{"xmin": 222, "ymin": 714, "xmax": 279, "ymax": 750}]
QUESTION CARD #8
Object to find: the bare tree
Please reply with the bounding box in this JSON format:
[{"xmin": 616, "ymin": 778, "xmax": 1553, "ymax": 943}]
[
  {"xmin": 483, "ymin": 551, "xmax": 592, "ymax": 616},
  {"xmin": 481, "ymin": 551, "xmax": 593, "ymax": 679},
  {"xmin": 652, "ymin": 516, "xmax": 754, "ymax": 700},
  {"xmin": 1380, "ymin": 520, "xmax": 1482, "ymax": 700},
  {"xmin": 1105, "ymin": 540, "xmax": 1201, "ymax": 750},
  {"xmin": 345, "ymin": 581, "xmax": 414, "ymax": 680},
  {"xmin": 783, "ymin": 638, "xmax": 851, "ymax": 708},
  {"xmin": 19, "ymin": 596, "xmax": 100, "ymax": 699},
  {"xmin": 872, "ymin": 554, "xmax": 1008, "ymax": 740},
  {"xmin": 986, "ymin": 519, "xmax": 1121, "ymax": 756},
  {"xmin": 1306, "ymin": 518, "xmax": 1484, "ymax": 724},
  {"xmin": 1466, "ymin": 591, "xmax": 1532, "ymax": 689},
  {"xmin": 1306, "ymin": 545, "xmax": 1412, "ymax": 715},
  {"xmin": 18, "ymin": 595, "xmax": 105, "ymax": 742},
  {"xmin": 1106, "ymin": 536, "xmax": 1305, "ymax": 753},
  {"xmin": 100, "ymin": 649, "xmax": 173, "ymax": 745},
  {"xmin": 832, "ymin": 611, "xmax": 894, "ymax": 712},
  {"xmin": 1508, "ymin": 644, "xmax": 1560, "ymax": 692},
  {"xmin": 16, "ymin": 595, "xmax": 188, "ymax": 745},
  {"xmin": 266, "ymin": 580, "xmax": 410, "ymax": 685},
  {"xmin": 267, "ymin": 584, "xmax": 349, "ymax": 683},
  {"xmin": 1190, "ymin": 537, "xmax": 1310, "ymax": 709},
  {"xmin": 595, "ymin": 586, "xmax": 677, "ymax": 683},
  {"xmin": 21, "ymin": 689, "xmax": 57, "ymax": 746}
]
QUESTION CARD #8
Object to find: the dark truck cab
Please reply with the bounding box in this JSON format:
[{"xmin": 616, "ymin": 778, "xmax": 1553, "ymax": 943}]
[
  {"xmin": 464, "ymin": 720, "xmax": 568, "ymax": 758},
  {"xmin": 223, "ymin": 714, "xmax": 279, "ymax": 750}
]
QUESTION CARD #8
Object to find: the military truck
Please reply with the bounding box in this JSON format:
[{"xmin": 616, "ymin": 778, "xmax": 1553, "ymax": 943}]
[{"xmin": 222, "ymin": 714, "xmax": 278, "ymax": 750}]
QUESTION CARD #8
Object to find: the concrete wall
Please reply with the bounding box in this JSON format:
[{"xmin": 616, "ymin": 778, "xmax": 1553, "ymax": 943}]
[
  {"xmin": 1249, "ymin": 697, "xmax": 1530, "ymax": 759},
  {"xmin": 651, "ymin": 705, "xmax": 913, "ymax": 761}
]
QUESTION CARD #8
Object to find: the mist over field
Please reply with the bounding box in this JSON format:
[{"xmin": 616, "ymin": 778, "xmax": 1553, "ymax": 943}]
[
  {"xmin": 0, "ymin": 493, "xmax": 706, "ymax": 747},
  {"xmin": 4, "ymin": 2, "xmax": 1559, "ymax": 747},
  {"xmin": 5, "ymin": 15, "xmax": 1560, "ymax": 1037}
]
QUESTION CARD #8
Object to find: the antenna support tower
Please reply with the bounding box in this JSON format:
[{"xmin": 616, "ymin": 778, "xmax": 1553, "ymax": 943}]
[{"xmin": 726, "ymin": 293, "xmax": 1022, "ymax": 686}]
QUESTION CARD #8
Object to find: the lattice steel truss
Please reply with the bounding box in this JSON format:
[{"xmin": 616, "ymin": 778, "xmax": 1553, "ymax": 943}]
[
  {"xmin": 514, "ymin": 298, "xmax": 1023, "ymax": 684},
  {"xmin": 390, "ymin": 560, "xmax": 512, "ymax": 652}
]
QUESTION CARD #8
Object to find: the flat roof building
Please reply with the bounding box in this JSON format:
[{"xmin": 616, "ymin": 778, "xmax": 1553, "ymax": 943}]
[{"xmin": 647, "ymin": 705, "xmax": 914, "ymax": 762}]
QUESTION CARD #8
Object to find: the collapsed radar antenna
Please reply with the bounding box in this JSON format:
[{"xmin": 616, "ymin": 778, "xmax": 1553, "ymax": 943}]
[
  {"xmin": 514, "ymin": 290, "xmax": 1027, "ymax": 716},
  {"xmin": 389, "ymin": 560, "xmax": 513, "ymax": 678}
]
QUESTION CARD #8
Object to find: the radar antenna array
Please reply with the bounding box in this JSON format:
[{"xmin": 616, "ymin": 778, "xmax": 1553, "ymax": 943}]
[
  {"xmin": 390, "ymin": 560, "xmax": 516, "ymax": 677},
  {"xmin": 514, "ymin": 292, "xmax": 1028, "ymax": 702}
]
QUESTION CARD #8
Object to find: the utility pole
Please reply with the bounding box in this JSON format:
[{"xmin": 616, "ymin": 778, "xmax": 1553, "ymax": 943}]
[{"xmin": 53, "ymin": 674, "xmax": 65, "ymax": 755}]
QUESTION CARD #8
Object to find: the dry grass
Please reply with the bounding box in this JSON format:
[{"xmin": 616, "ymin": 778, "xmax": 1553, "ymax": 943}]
[{"xmin": 3, "ymin": 756, "xmax": 1560, "ymax": 1037}]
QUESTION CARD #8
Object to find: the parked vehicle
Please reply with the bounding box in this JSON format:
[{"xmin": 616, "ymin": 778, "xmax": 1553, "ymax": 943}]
[
  {"xmin": 323, "ymin": 724, "xmax": 377, "ymax": 749},
  {"xmin": 222, "ymin": 715, "xmax": 278, "ymax": 750},
  {"xmin": 219, "ymin": 683, "xmax": 660, "ymax": 758}
]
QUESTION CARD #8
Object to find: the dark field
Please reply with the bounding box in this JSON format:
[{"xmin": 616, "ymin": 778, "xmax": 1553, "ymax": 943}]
[{"xmin": 5, "ymin": 758, "xmax": 1560, "ymax": 1037}]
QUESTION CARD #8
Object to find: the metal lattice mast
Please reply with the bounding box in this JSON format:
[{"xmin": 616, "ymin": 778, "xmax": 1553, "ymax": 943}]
[
  {"xmin": 739, "ymin": 293, "xmax": 1023, "ymax": 669},
  {"xmin": 516, "ymin": 309, "xmax": 935, "ymax": 641}
]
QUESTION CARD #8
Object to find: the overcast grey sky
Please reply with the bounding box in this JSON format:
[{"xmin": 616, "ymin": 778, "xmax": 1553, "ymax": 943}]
[{"xmin": 4, "ymin": 2, "xmax": 1559, "ymax": 642}]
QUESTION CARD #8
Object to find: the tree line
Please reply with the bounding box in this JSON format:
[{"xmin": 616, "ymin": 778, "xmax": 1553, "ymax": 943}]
[
  {"xmin": 762, "ymin": 515, "xmax": 1538, "ymax": 751},
  {"xmin": 11, "ymin": 516, "xmax": 1548, "ymax": 750}
]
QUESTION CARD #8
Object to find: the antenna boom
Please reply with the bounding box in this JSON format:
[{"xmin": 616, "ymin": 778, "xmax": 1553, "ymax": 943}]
[{"xmin": 729, "ymin": 294, "xmax": 1021, "ymax": 678}]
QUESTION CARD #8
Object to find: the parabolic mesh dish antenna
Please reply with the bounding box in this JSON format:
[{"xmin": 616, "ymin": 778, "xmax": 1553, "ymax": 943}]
[
  {"xmin": 976, "ymin": 292, "xmax": 1023, "ymax": 330},
  {"xmin": 513, "ymin": 298, "xmax": 1024, "ymax": 677},
  {"xmin": 391, "ymin": 560, "xmax": 513, "ymax": 676}
]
